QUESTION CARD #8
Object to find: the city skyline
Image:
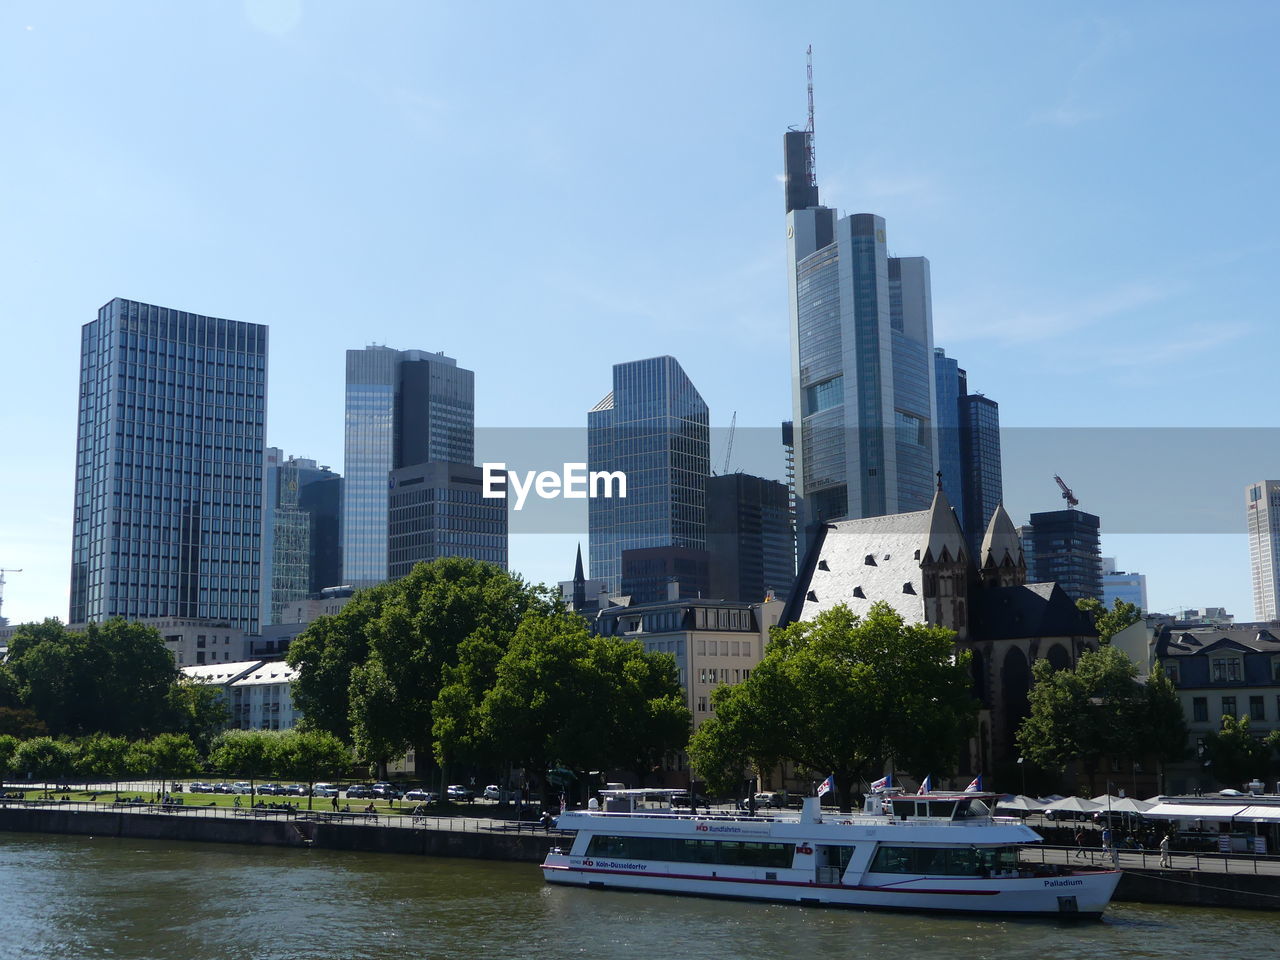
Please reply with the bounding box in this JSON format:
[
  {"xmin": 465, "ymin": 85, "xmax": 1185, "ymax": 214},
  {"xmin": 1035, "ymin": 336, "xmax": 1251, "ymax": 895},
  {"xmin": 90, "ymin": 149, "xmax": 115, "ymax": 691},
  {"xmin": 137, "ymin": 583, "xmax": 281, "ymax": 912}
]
[{"xmin": 4, "ymin": 5, "xmax": 1279, "ymax": 624}]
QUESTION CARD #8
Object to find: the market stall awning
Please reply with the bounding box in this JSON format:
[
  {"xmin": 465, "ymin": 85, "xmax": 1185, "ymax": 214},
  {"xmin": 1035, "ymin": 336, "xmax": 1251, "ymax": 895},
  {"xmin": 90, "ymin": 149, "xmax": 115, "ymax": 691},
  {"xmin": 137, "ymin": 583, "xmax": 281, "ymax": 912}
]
[{"xmin": 1236, "ymin": 805, "xmax": 1280, "ymax": 822}]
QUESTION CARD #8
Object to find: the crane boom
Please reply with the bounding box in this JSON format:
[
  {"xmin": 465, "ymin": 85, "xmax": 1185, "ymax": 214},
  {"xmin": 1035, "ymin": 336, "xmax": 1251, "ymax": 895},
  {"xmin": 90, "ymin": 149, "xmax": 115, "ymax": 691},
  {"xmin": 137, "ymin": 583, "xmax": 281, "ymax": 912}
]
[
  {"xmin": 1053, "ymin": 475, "xmax": 1079, "ymax": 509},
  {"xmin": 721, "ymin": 412, "xmax": 737, "ymax": 476}
]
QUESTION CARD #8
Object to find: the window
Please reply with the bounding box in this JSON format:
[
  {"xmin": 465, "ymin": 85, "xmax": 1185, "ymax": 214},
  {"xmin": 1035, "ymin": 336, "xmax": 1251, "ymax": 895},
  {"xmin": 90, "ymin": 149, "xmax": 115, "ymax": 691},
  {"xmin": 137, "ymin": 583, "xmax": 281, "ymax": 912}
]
[
  {"xmin": 1212, "ymin": 657, "xmax": 1242, "ymax": 683},
  {"xmin": 697, "ymin": 696, "xmax": 707, "ymax": 713},
  {"xmin": 1221, "ymin": 696, "xmax": 1237, "ymax": 720},
  {"xmin": 1164, "ymin": 662, "xmax": 1179, "ymax": 683},
  {"xmin": 1251, "ymin": 696, "xmax": 1265, "ymax": 722},
  {"xmin": 1193, "ymin": 697, "xmax": 1208, "ymax": 722}
]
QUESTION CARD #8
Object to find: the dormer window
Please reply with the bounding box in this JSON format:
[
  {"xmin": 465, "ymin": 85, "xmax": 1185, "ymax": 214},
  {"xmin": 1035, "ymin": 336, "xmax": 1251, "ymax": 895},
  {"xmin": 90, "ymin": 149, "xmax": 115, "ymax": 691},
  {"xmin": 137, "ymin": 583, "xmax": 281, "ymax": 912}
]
[
  {"xmin": 864, "ymin": 554, "xmax": 877, "ymax": 566},
  {"xmin": 1211, "ymin": 656, "xmax": 1242, "ymax": 683},
  {"xmin": 1164, "ymin": 662, "xmax": 1180, "ymax": 684}
]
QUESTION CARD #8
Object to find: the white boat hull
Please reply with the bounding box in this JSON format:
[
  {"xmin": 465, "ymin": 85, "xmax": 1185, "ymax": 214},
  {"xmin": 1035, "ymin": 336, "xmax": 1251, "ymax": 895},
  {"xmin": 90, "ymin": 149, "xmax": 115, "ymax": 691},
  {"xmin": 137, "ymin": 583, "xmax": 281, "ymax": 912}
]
[{"xmin": 542, "ymin": 854, "xmax": 1120, "ymax": 917}]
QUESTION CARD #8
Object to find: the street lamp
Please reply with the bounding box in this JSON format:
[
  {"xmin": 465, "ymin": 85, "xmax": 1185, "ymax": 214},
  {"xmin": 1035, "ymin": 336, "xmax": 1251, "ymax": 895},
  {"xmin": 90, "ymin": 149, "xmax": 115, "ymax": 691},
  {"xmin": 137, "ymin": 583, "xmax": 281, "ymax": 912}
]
[{"xmin": 1017, "ymin": 757, "xmax": 1026, "ymax": 797}]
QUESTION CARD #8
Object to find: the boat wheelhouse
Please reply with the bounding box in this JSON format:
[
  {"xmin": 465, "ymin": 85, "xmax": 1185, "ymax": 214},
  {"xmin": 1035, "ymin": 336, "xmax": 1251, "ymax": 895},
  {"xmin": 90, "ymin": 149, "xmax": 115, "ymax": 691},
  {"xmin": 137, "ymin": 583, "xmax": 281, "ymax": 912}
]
[{"xmin": 542, "ymin": 788, "xmax": 1120, "ymax": 917}]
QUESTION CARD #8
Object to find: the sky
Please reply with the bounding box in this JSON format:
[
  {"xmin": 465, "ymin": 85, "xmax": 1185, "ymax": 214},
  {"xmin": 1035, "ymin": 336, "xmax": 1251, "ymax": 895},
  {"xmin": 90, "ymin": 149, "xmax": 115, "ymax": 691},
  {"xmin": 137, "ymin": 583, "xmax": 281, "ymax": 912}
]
[{"xmin": 2, "ymin": 1, "xmax": 1278, "ymax": 626}]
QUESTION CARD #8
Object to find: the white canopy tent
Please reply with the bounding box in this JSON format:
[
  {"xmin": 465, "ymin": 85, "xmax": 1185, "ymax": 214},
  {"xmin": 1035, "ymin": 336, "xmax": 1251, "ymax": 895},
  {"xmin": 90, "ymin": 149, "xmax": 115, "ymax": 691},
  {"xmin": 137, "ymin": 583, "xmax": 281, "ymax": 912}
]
[{"xmin": 1043, "ymin": 796, "xmax": 1102, "ymax": 816}]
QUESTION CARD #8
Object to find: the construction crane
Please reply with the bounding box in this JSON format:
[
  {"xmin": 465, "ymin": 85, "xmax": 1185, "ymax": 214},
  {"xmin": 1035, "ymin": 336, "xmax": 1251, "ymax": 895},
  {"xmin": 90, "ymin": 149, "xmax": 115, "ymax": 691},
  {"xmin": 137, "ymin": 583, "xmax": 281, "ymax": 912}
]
[
  {"xmin": 0, "ymin": 568, "xmax": 21, "ymax": 623},
  {"xmin": 1053, "ymin": 475, "xmax": 1079, "ymax": 509},
  {"xmin": 720, "ymin": 412, "xmax": 737, "ymax": 476}
]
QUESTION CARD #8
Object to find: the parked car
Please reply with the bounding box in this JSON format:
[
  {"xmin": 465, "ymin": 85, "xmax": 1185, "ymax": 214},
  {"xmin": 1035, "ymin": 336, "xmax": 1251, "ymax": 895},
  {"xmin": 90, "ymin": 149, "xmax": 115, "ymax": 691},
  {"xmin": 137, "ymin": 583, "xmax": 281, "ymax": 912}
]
[
  {"xmin": 283, "ymin": 784, "xmax": 309, "ymax": 797},
  {"xmin": 211, "ymin": 782, "xmax": 232, "ymax": 794},
  {"xmin": 753, "ymin": 791, "xmax": 786, "ymax": 809},
  {"xmin": 188, "ymin": 782, "xmax": 213, "ymax": 794},
  {"xmin": 446, "ymin": 784, "xmax": 475, "ymax": 802},
  {"xmin": 483, "ymin": 784, "xmax": 501, "ymax": 801},
  {"xmin": 345, "ymin": 784, "xmax": 373, "ymax": 799},
  {"xmin": 312, "ymin": 783, "xmax": 340, "ymax": 798},
  {"xmin": 257, "ymin": 783, "xmax": 284, "ymax": 796},
  {"xmin": 371, "ymin": 782, "xmax": 402, "ymax": 799},
  {"xmin": 404, "ymin": 789, "xmax": 437, "ymax": 803}
]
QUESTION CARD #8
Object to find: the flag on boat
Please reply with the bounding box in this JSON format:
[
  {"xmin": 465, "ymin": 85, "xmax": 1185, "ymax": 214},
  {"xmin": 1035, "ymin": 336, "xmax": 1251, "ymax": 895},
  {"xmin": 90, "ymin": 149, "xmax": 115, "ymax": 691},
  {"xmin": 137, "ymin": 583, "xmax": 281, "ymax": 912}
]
[
  {"xmin": 817, "ymin": 774, "xmax": 835, "ymax": 797},
  {"xmin": 965, "ymin": 775, "xmax": 982, "ymax": 792},
  {"xmin": 917, "ymin": 775, "xmax": 932, "ymax": 795},
  {"xmin": 870, "ymin": 774, "xmax": 891, "ymax": 791}
]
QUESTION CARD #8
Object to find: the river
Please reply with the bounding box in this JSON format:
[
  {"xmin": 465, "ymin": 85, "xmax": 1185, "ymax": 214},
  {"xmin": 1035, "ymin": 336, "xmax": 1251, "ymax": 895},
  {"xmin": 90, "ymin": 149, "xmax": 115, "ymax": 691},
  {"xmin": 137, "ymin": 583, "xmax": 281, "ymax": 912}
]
[{"xmin": 0, "ymin": 834, "xmax": 1276, "ymax": 960}]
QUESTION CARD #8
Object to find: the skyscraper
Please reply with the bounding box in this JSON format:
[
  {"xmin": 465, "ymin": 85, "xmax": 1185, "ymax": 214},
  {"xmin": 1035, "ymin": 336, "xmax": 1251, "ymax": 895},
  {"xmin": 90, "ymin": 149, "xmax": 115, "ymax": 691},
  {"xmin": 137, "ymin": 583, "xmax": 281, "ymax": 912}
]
[
  {"xmin": 588, "ymin": 356, "xmax": 709, "ymax": 594},
  {"xmin": 1024, "ymin": 509, "xmax": 1103, "ymax": 602},
  {"xmin": 1246, "ymin": 481, "xmax": 1280, "ymax": 620},
  {"xmin": 933, "ymin": 349, "xmax": 1004, "ymax": 555},
  {"xmin": 1101, "ymin": 557, "xmax": 1149, "ymax": 612},
  {"xmin": 785, "ymin": 130, "xmax": 938, "ymax": 546},
  {"xmin": 706, "ymin": 472, "xmax": 795, "ymax": 603},
  {"xmin": 261, "ymin": 448, "xmax": 343, "ymax": 626},
  {"xmin": 342, "ymin": 346, "xmax": 474, "ymax": 585},
  {"xmin": 70, "ymin": 297, "xmax": 267, "ymax": 632},
  {"xmin": 387, "ymin": 461, "xmax": 506, "ymax": 578}
]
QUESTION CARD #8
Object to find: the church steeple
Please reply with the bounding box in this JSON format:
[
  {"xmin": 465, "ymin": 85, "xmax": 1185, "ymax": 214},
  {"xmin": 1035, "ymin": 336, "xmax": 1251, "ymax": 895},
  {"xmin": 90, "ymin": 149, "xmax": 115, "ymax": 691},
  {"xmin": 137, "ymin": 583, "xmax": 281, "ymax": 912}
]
[
  {"xmin": 980, "ymin": 504, "xmax": 1026, "ymax": 588},
  {"xmin": 572, "ymin": 543, "xmax": 586, "ymax": 610},
  {"xmin": 923, "ymin": 479, "xmax": 968, "ymax": 566}
]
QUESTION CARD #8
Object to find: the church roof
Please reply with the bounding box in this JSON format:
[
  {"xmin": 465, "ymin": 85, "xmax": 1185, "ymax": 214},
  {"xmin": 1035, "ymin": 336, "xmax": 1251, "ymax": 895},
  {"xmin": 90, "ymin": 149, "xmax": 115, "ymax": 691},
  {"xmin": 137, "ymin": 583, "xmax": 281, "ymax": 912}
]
[
  {"xmin": 923, "ymin": 485, "xmax": 968, "ymax": 565},
  {"xmin": 970, "ymin": 582, "xmax": 1094, "ymax": 640},
  {"xmin": 980, "ymin": 503, "xmax": 1023, "ymax": 570}
]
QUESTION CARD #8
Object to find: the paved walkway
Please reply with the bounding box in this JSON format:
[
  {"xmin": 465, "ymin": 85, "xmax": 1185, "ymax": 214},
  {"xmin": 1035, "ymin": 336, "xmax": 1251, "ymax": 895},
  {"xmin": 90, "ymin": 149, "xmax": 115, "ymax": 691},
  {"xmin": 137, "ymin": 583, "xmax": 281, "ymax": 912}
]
[{"xmin": 1024, "ymin": 843, "xmax": 1280, "ymax": 876}]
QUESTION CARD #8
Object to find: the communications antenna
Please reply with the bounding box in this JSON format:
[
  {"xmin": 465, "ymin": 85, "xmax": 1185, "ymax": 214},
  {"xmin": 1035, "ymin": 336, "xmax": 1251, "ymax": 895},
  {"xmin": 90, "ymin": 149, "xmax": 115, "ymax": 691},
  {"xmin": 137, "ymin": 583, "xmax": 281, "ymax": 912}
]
[
  {"xmin": 805, "ymin": 45, "xmax": 816, "ymax": 187},
  {"xmin": 1053, "ymin": 475, "xmax": 1079, "ymax": 509}
]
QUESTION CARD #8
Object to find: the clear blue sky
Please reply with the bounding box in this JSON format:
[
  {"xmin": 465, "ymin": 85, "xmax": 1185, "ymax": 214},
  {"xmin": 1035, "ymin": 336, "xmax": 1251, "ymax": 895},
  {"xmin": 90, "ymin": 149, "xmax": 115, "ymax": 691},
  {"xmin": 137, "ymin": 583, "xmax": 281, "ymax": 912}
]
[{"xmin": 2, "ymin": 1, "xmax": 1277, "ymax": 625}]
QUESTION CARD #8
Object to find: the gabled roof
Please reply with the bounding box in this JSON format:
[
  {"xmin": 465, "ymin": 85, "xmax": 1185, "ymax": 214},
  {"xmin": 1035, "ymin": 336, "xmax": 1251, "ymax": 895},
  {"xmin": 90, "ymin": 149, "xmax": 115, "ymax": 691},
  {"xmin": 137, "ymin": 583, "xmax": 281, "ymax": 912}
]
[
  {"xmin": 971, "ymin": 582, "xmax": 1095, "ymax": 641},
  {"xmin": 923, "ymin": 485, "xmax": 967, "ymax": 566},
  {"xmin": 1157, "ymin": 622, "xmax": 1280, "ymax": 658}
]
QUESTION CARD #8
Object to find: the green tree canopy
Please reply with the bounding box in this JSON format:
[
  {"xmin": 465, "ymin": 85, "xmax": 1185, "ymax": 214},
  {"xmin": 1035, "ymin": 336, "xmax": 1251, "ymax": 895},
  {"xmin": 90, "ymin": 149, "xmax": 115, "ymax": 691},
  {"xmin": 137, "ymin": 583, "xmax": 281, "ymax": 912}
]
[
  {"xmin": 1076, "ymin": 597, "xmax": 1143, "ymax": 644},
  {"xmin": 688, "ymin": 602, "xmax": 978, "ymax": 810},
  {"xmin": 1017, "ymin": 644, "xmax": 1151, "ymax": 794},
  {"xmin": 288, "ymin": 557, "xmax": 556, "ymax": 772},
  {"xmin": 1144, "ymin": 662, "xmax": 1190, "ymax": 792},
  {"xmin": 209, "ymin": 730, "xmax": 282, "ymax": 788},
  {"xmin": 8, "ymin": 618, "xmax": 177, "ymax": 738},
  {"xmin": 442, "ymin": 610, "xmax": 690, "ymax": 794},
  {"xmin": 0, "ymin": 734, "xmax": 19, "ymax": 791},
  {"xmin": 274, "ymin": 730, "xmax": 351, "ymax": 808},
  {"xmin": 76, "ymin": 733, "xmax": 131, "ymax": 794},
  {"xmin": 1204, "ymin": 714, "xmax": 1272, "ymax": 790},
  {"xmin": 14, "ymin": 737, "xmax": 77, "ymax": 788},
  {"xmin": 146, "ymin": 733, "xmax": 201, "ymax": 794}
]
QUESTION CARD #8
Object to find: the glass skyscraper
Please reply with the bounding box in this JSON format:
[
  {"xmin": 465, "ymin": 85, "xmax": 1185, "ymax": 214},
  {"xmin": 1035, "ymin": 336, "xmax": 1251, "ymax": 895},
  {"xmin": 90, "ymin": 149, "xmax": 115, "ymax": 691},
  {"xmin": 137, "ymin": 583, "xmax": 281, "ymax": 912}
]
[
  {"xmin": 934, "ymin": 348, "xmax": 1004, "ymax": 555},
  {"xmin": 261, "ymin": 447, "xmax": 343, "ymax": 625},
  {"xmin": 588, "ymin": 356, "xmax": 709, "ymax": 594},
  {"xmin": 342, "ymin": 346, "xmax": 475, "ymax": 585},
  {"xmin": 70, "ymin": 297, "xmax": 267, "ymax": 632},
  {"xmin": 1247, "ymin": 481, "xmax": 1280, "ymax": 620},
  {"xmin": 785, "ymin": 130, "xmax": 938, "ymax": 543}
]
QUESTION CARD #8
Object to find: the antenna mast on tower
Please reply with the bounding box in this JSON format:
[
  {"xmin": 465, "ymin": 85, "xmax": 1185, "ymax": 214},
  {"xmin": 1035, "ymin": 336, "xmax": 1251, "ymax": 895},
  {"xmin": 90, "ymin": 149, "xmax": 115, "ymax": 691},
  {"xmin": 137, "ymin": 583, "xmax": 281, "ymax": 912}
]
[{"xmin": 805, "ymin": 44, "xmax": 816, "ymax": 187}]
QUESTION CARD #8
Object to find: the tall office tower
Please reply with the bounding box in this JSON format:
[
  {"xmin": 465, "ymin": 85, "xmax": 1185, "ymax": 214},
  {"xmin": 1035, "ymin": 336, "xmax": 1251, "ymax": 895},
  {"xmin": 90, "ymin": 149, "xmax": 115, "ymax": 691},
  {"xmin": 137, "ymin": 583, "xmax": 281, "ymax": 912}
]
[
  {"xmin": 70, "ymin": 297, "xmax": 267, "ymax": 632},
  {"xmin": 342, "ymin": 346, "xmax": 474, "ymax": 586},
  {"xmin": 706, "ymin": 473, "xmax": 795, "ymax": 603},
  {"xmin": 933, "ymin": 349, "xmax": 966, "ymax": 529},
  {"xmin": 261, "ymin": 448, "xmax": 344, "ymax": 625},
  {"xmin": 387, "ymin": 462, "xmax": 507, "ymax": 578},
  {"xmin": 1246, "ymin": 481, "xmax": 1280, "ymax": 620},
  {"xmin": 1016, "ymin": 524, "xmax": 1037, "ymax": 582},
  {"xmin": 588, "ymin": 356, "xmax": 710, "ymax": 594},
  {"xmin": 1101, "ymin": 557, "xmax": 1149, "ymax": 612},
  {"xmin": 785, "ymin": 131, "xmax": 938, "ymax": 551},
  {"xmin": 959, "ymin": 391, "xmax": 1002, "ymax": 553},
  {"xmin": 1025, "ymin": 509, "xmax": 1103, "ymax": 602}
]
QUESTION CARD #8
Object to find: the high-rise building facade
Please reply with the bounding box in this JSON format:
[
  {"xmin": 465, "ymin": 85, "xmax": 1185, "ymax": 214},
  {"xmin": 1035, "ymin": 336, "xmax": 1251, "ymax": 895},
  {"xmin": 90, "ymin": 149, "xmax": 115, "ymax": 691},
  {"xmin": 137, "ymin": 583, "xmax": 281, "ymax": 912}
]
[
  {"xmin": 588, "ymin": 356, "xmax": 710, "ymax": 594},
  {"xmin": 1101, "ymin": 557, "xmax": 1149, "ymax": 612},
  {"xmin": 933, "ymin": 349, "xmax": 965, "ymax": 529},
  {"xmin": 261, "ymin": 448, "xmax": 343, "ymax": 626},
  {"xmin": 1246, "ymin": 481, "xmax": 1280, "ymax": 620},
  {"xmin": 785, "ymin": 131, "xmax": 938, "ymax": 545},
  {"xmin": 1024, "ymin": 509, "xmax": 1103, "ymax": 602},
  {"xmin": 706, "ymin": 472, "xmax": 795, "ymax": 603},
  {"xmin": 387, "ymin": 462, "xmax": 506, "ymax": 578},
  {"xmin": 70, "ymin": 297, "xmax": 267, "ymax": 632},
  {"xmin": 959, "ymin": 392, "xmax": 1002, "ymax": 554},
  {"xmin": 342, "ymin": 346, "xmax": 474, "ymax": 585}
]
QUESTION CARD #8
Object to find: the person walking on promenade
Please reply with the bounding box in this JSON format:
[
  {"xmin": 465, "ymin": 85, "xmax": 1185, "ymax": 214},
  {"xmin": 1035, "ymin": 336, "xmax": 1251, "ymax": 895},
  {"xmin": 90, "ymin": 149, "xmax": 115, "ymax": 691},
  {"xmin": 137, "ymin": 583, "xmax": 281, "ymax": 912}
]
[
  {"xmin": 1160, "ymin": 833, "xmax": 1172, "ymax": 868},
  {"xmin": 331, "ymin": 794, "xmax": 339, "ymax": 811},
  {"xmin": 1074, "ymin": 828, "xmax": 1086, "ymax": 859}
]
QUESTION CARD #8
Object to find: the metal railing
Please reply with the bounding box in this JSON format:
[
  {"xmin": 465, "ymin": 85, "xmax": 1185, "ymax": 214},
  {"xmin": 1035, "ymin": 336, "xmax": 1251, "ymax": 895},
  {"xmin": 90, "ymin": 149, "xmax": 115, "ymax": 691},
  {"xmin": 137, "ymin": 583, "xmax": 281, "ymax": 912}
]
[{"xmin": 1022, "ymin": 842, "xmax": 1280, "ymax": 875}]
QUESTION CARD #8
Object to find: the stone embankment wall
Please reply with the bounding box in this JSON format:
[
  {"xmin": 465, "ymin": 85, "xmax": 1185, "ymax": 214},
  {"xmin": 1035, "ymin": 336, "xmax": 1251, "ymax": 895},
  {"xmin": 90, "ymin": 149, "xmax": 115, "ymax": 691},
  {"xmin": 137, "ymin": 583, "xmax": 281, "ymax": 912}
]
[
  {"xmin": 1116, "ymin": 868, "xmax": 1280, "ymax": 910},
  {"xmin": 0, "ymin": 807, "xmax": 555, "ymax": 862}
]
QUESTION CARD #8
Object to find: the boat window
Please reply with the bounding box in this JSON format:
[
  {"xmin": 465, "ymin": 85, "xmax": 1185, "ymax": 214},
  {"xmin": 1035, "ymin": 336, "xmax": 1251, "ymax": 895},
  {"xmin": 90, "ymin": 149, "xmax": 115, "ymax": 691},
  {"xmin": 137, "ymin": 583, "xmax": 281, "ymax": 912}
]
[
  {"xmin": 869, "ymin": 845, "xmax": 1021, "ymax": 876},
  {"xmin": 954, "ymin": 798, "xmax": 990, "ymax": 818},
  {"xmin": 889, "ymin": 799, "xmax": 919, "ymax": 818},
  {"xmin": 585, "ymin": 835, "xmax": 794, "ymax": 868},
  {"xmin": 926, "ymin": 801, "xmax": 957, "ymax": 820}
]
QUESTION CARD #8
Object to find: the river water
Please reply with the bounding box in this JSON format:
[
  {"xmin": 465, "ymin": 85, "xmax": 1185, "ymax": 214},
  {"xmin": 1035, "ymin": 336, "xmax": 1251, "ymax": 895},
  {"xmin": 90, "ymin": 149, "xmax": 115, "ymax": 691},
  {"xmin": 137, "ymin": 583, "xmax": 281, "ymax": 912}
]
[{"xmin": 0, "ymin": 834, "xmax": 1276, "ymax": 960}]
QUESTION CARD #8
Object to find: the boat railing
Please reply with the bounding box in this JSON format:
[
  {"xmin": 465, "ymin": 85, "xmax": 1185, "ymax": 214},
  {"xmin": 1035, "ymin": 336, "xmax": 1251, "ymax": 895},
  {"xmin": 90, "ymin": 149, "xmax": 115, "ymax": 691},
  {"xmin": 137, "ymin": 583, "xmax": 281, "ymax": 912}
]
[{"xmin": 565, "ymin": 809, "xmax": 1008, "ymax": 828}]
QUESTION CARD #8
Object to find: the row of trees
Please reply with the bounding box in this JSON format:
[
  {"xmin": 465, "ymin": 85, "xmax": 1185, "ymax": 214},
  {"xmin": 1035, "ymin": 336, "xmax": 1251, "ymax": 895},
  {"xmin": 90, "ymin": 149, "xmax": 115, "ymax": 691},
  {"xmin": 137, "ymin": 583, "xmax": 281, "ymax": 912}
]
[
  {"xmin": 0, "ymin": 728, "xmax": 350, "ymax": 801},
  {"xmin": 0, "ymin": 618, "xmax": 229, "ymax": 748},
  {"xmin": 287, "ymin": 558, "xmax": 691, "ymax": 786}
]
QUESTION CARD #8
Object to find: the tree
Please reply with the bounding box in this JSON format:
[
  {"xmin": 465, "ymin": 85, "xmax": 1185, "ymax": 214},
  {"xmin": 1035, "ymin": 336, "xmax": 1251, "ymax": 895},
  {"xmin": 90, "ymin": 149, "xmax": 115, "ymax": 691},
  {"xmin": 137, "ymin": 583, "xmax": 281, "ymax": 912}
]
[
  {"xmin": 289, "ymin": 558, "xmax": 555, "ymax": 775},
  {"xmin": 1017, "ymin": 644, "xmax": 1148, "ymax": 795},
  {"xmin": 77, "ymin": 733, "xmax": 131, "ymax": 797},
  {"xmin": 1203, "ymin": 715, "xmax": 1271, "ymax": 789},
  {"xmin": 0, "ymin": 735, "xmax": 18, "ymax": 793},
  {"xmin": 274, "ymin": 730, "xmax": 350, "ymax": 809},
  {"xmin": 14, "ymin": 737, "xmax": 77, "ymax": 791},
  {"xmin": 167, "ymin": 679, "xmax": 230, "ymax": 754},
  {"xmin": 1076, "ymin": 597, "xmax": 1142, "ymax": 645},
  {"xmin": 456, "ymin": 610, "xmax": 691, "ymax": 800},
  {"xmin": 688, "ymin": 602, "xmax": 978, "ymax": 811},
  {"xmin": 1143, "ymin": 663, "xmax": 1189, "ymax": 794},
  {"xmin": 146, "ymin": 733, "xmax": 201, "ymax": 796},
  {"xmin": 8, "ymin": 618, "xmax": 177, "ymax": 738},
  {"xmin": 209, "ymin": 730, "xmax": 282, "ymax": 798}
]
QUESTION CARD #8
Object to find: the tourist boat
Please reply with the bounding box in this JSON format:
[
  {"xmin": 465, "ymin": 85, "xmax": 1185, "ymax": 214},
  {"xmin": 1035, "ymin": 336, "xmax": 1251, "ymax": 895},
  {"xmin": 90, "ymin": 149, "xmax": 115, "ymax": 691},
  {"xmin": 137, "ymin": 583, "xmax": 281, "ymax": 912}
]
[{"xmin": 541, "ymin": 788, "xmax": 1121, "ymax": 917}]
